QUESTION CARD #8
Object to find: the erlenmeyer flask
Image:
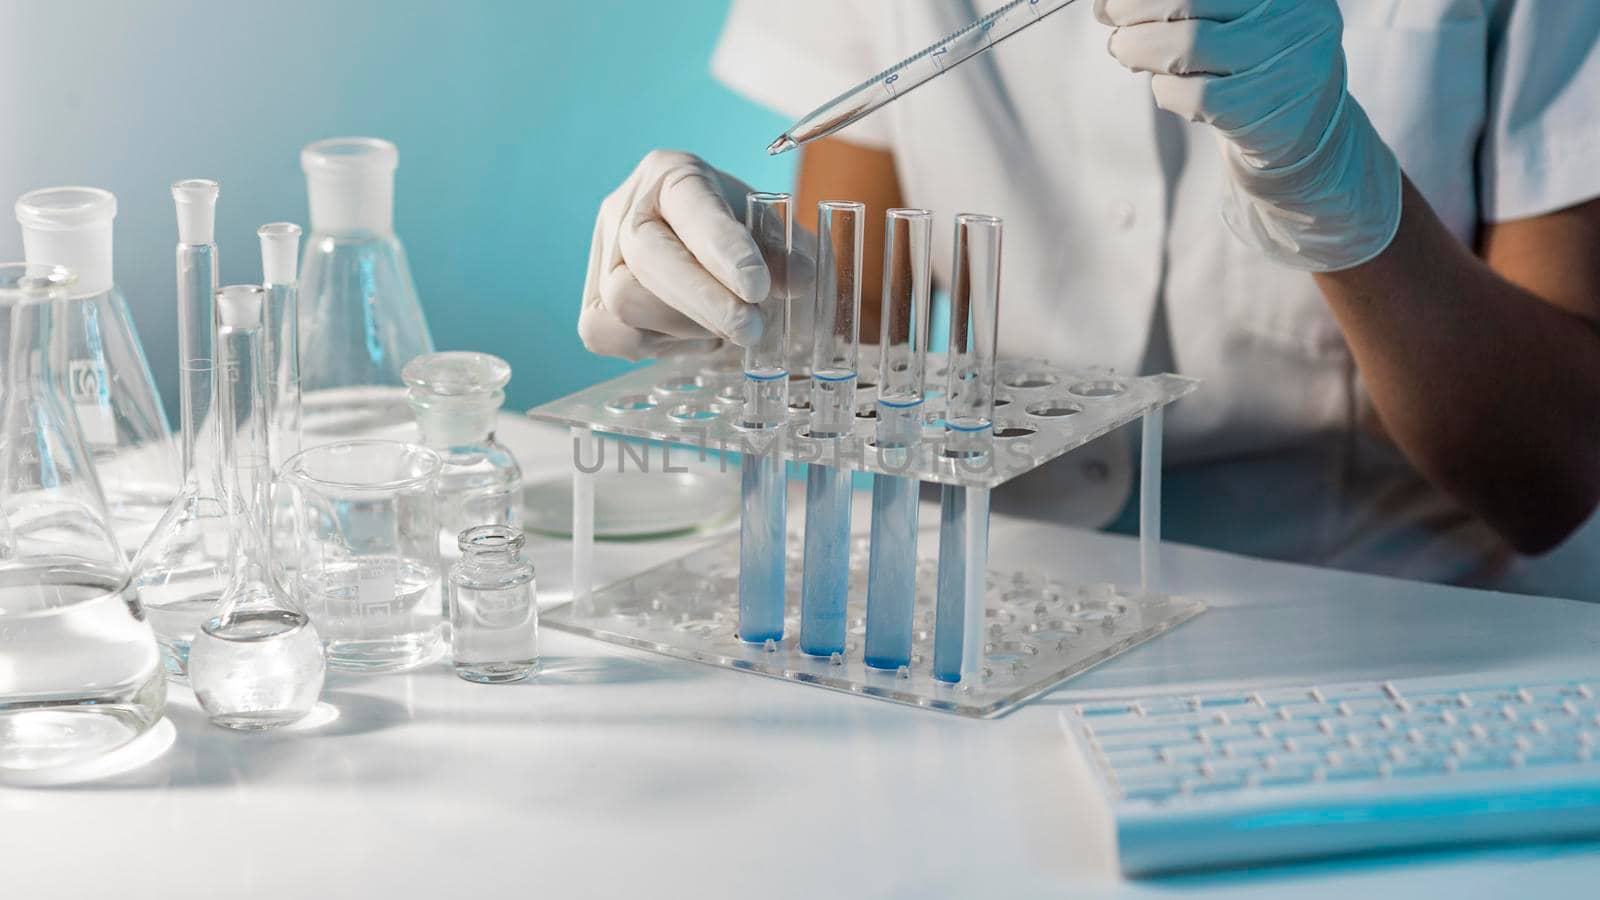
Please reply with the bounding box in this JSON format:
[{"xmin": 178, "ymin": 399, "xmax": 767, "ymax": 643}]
[
  {"xmin": 15, "ymin": 187, "xmax": 180, "ymax": 555},
  {"xmin": 0, "ymin": 263, "xmax": 166, "ymax": 773},
  {"xmin": 297, "ymin": 137, "xmax": 434, "ymax": 441},
  {"xmin": 131, "ymin": 181, "xmax": 232, "ymax": 678}
]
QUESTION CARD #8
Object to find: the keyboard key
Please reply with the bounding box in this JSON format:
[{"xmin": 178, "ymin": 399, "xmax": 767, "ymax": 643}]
[
  {"xmin": 1102, "ymin": 747, "xmax": 1162, "ymax": 767},
  {"xmin": 1116, "ymin": 774, "xmax": 1183, "ymax": 802},
  {"xmin": 1193, "ymin": 694, "xmax": 1255, "ymax": 709},
  {"xmin": 1076, "ymin": 701, "xmax": 1138, "ymax": 717},
  {"xmin": 1311, "ymin": 683, "xmax": 1389, "ymax": 702},
  {"xmin": 1094, "ymin": 712, "xmax": 1213, "ymax": 734},
  {"xmin": 1218, "ymin": 737, "xmax": 1281, "ymax": 758},
  {"xmin": 1199, "ymin": 724, "xmax": 1262, "ymax": 744},
  {"xmin": 1336, "ymin": 697, "xmax": 1399, "ymax": 716},
  {"xmin": 1100, "ymin": 723, "xmax": 1203, "ymax": 746},
  {"xmin": 1158, "ymin": 743, "xmax": 1209, "ymax": 764}
]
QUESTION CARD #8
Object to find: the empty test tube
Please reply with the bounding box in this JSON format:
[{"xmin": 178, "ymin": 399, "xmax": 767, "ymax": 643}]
[
  {"xmin": 258, "ymin": 223, "xmax": 303, "ymax": 474},
  {"xmin": 933, "ymin": 214, "xmax": 1002, "ymax": 684},
  {"xmin": 738, "ymin": 192, "xmax": 793, "ymax": 644},
  {"xmin": 799, "ymin": 201, "xmax": 864, "ymax": 657},
  {"xmin": 864, "ymin": 209, "xmax": 933, "ymax": 670}
]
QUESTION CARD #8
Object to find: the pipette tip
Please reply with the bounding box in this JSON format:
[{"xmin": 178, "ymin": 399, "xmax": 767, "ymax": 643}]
[{"xmin": 766, "ymin": 135, "xmax": 796, "ymax": 156}]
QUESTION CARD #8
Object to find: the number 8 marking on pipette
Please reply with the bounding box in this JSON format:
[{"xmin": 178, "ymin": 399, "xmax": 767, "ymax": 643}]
[{"xmin": 884, "ymin": 71, "xmax": 900, "ymax": 96}]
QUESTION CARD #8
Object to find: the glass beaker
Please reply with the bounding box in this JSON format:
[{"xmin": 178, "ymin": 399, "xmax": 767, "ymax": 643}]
[
  {"xmin": 0, "ymin": 263, "xmax": 166, "ymax": 772},
  {"xmin": 283, "ymin": 439, "xmax": 443, "ymax": 672},
  {"xmin": 15, "ymin": 186, "xmax": 179, "ymax": 554},
  {"xmin": 297, "ymin": 138, "xmax": 434, "ymax": 441}
]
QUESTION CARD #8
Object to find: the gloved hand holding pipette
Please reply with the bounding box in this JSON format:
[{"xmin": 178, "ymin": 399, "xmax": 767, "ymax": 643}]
[
  {"xmin": 579, "ymin": 150, "xmax": 816, "ymax": 360},
  {"xmin": 1095, "ymin": 0, "xmax": 1401, "ymax": 272}
]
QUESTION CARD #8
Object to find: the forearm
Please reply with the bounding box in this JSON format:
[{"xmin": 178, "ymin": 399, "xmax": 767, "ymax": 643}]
[
  {"xmin": 796, "ymin": 138, "xmax": 904, "ymax": 341},
  {"xmin": 1314, "ymin": 178, "xmax": 1600, "ymax": 552}
]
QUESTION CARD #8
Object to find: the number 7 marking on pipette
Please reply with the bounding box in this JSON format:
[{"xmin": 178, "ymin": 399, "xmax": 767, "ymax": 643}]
[{"xmin": 931, "ymin": 45, "xmax": 949, "ymax": 71}]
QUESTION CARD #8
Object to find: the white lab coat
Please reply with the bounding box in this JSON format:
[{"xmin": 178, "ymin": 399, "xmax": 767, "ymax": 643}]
[{"xmin": 712, "ymin": 0, "xmax": 1600, "ymax": 598}]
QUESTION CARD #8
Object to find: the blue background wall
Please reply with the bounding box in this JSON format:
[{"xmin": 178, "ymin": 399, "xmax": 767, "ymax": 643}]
[{"xmin": 0, "ymin": 0, "xmax": 797, "ymax": 414}]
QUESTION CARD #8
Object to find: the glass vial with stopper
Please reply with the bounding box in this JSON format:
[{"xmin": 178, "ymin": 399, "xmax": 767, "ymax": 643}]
[
  {"xmin": 799, "ymin": 200, "xmax": 863, "ymax": 657},
  {"xmin": 133, "ymin": 180, "xmax": 232, "ymax": 677},
  {"xmin": 402, "ymin": 352, "xmax": 522, "ymax": 564},
  {"xmin": 297, "ymin": 137, "xmax": 435, "ymax": 441},
  {"xmin": 14, "ymin": 186, "xmax": 179, "ymax": 554},
  {"xmin": 188, "ymin": 285, "xmax": 326, "ymax": 730},
  {"xmin": 448, "ymin": 525, "xmax": 538, "ymax": 683},
  {"xmin": 0, "ymin": 263, "xmax": 166, "ymax": 771},
  {"xmin": 737, "ymin": 192, "xmax": 793, "ymax": 645}
]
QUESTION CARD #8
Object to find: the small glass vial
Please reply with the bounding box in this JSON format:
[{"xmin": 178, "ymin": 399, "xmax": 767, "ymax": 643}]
[
  {"xmin": 403, "ymin": 352, "xmax": 522, "ymax": 566},
  {"xmin": 449, "ymin": 525, "xmax": 538, "ymax": 683}
]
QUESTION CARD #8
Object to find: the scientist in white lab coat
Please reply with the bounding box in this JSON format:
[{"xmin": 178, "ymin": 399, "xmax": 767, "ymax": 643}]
[{"xmin": 578, "ymin": 0, "xmax": 1600, "ymax": 598}]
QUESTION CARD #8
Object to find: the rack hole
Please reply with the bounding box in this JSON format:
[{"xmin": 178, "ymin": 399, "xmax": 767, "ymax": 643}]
[
  {"xmin": 1068, "ymin": 378, "xmax": 1125, "ymax": 399},
  {"xmin": 604, "ymin": 393, "xmax": 657, "ymax": 415},
  {"xmin": 1025, "ymin": 399, "xmax": 1082, "ymax": 418}
]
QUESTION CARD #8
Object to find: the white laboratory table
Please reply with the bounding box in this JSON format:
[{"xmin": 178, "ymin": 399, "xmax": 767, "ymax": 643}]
[{"xmin": 7, "ymin": 415, "xmax": 1600, "ymax": 900}]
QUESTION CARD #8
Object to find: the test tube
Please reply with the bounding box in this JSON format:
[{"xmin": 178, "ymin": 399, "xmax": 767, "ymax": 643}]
[
  {"xmin": 258, "ymin": 223, "xmax": 303, "ymax": 473},
  {"xmin": 932, "ymin": 214, "xmax": 1002, "ymax": 684},
  {"xmin": 737, "ymin": 192, "xmax": 792, "ymax": 644},
  {"xmin": 799, "ymin": 201, "xmax": 864, "ymax": 657},
  {"xmin": 863, "ymin": 209, "xmax": 932, "ymax": 670},
  {"xmin": 171, "ymin": 180, "xmax": 219, "ymax": 480}
]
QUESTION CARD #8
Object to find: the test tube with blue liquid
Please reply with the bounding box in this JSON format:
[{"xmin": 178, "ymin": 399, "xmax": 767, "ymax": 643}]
[
  {"xmin": 863, "ymin": 209, "xmax": 933, "ymax": 670},
  {"xmin": 799, "ymin": 201, "xmax": 864, "ymax": 657},
  {"xmin": 933, "ymin": 214, "xmax": 1002, "ymax": 684},
  {"xmin": 738, "ymin": 192, "xmax": 793, "ymax": 644}
]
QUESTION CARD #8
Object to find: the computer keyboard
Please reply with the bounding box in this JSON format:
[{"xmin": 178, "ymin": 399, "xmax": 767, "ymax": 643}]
[{"xmin": 1061, "ymin": 674, "xmax": 1600, "ymax": 876}]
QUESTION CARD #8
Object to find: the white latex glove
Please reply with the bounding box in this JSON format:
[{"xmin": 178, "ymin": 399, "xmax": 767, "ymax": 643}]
[
  {"xmin": 580, "ymin": 150, "xmax": 816, "ymax": 361},
  {"xmin": 1096, "ymin": 0, "xmax": 1402, "ymax": 271}
]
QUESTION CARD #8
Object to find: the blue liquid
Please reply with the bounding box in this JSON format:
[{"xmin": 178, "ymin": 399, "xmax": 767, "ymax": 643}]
[
  {"xmin": 738, "ymin": 447, "xmax": 786, "ymax": 643},
  {"xmin": 863, "ymin": 473, "xmax": 918, "ymax": 669},
  {"xmin": 799, "ymin": 463, "xmax": 852, "ymax": 656},
  {"xmin": 932, "ymin": 484, "xmax": 967, "ymax": 683}
]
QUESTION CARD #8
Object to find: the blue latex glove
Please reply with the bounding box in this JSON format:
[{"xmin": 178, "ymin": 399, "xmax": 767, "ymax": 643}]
[{"xmin": 1097, "ymin": 0, "xmax": 1402, "ymax": 271}]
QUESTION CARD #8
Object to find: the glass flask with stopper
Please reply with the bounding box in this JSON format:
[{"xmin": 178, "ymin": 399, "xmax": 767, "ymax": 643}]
[
  {"xmin": 188, "ymin": 285, "xmax": 325, "ymax": 729},
  {"xmin": 132, "ymin": 180, "xmax": 232, "ymax": 677},
  {"xmin": 14, "ymin": 186, "xmax": 179, "ymax": 554},
  {"xmin": 403, "ymin": 351, "xmax": 521, "ymax": 565},
  {"xmin": 297, "ymin": 137, "xmax": 434, "ymax": 441},
  {"xmin": 0, "ymin": 263, "xmax": 166, "ymax": 772}
]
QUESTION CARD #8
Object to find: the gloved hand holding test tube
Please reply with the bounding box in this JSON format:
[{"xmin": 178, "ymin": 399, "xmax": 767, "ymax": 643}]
[{"xmin": 737, "ymin": 192, "xmax": 793, "ymax": 644}]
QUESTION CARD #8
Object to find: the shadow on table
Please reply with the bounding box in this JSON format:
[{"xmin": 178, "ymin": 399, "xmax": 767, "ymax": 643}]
[
  {"xmin": 520, "ymin": 654, "xmax": 699, "ymax": 686},
  {"xmin": 39, "ymin": 689, "xmax": 416, "ymax": 792},
  {"xmin": 1141, "ymin": 834, "xmax": 1600, "ymax": 893}
]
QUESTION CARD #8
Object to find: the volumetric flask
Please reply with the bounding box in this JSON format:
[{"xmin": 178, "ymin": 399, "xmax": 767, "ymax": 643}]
[
  {"xmin": 0, "ymin": 263, "xmax": 166, "ymax": 772},
  {"xmin": 297, "ymin": 138, "xmax": 435, "ymax": 440},
  {"xmin": 283, "ymin": 440, "xmax": 443, "ymax": 672},
  {"xmin": 15, "ymin": 187, "xmax": 179, "ymax": 554},
  {"xmin": 133, "ymin": 181, "xmax": 232, "ymax": 678}
]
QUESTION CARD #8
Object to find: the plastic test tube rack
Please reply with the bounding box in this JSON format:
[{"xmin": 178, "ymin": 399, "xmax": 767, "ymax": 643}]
[{"xmin": 529, "ymin": 347, "xmax": 1203, "ymax": 717}]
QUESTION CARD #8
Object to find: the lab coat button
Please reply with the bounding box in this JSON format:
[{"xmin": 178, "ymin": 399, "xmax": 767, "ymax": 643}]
[
  {"xmin": 1114, "ymin": 202, "xmax": 1137, "ymax": 229},
  {"xmin": 1082, "ymin": 459, "xmax": 1111, "ymax": 482}
]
